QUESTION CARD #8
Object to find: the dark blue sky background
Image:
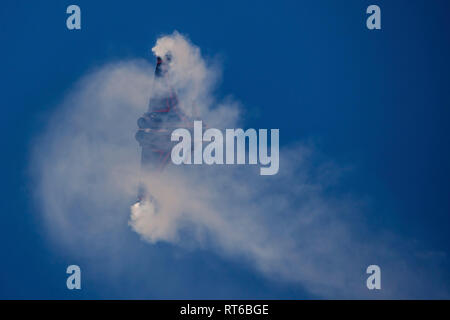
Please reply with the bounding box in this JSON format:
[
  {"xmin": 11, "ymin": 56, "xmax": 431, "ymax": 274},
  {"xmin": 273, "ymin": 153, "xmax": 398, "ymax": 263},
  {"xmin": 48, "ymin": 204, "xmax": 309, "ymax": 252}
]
[{"xmin": 1, "ymin": 0, "xmax": 449, "ymax": 298}]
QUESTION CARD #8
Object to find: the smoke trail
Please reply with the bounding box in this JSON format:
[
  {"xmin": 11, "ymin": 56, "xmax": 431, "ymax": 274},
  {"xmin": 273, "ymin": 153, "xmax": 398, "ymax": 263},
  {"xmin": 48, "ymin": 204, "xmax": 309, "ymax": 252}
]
[{"xmin": 31, "ymin": 31, "xmax": 450, "ymax": 298}]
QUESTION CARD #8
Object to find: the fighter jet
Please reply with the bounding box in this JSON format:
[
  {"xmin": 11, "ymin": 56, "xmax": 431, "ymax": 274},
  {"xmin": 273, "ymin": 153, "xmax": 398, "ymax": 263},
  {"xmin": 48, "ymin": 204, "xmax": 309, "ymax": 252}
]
[{"xmin": 135, "ymin": 53, "xmax": 192, "ymax": 202}]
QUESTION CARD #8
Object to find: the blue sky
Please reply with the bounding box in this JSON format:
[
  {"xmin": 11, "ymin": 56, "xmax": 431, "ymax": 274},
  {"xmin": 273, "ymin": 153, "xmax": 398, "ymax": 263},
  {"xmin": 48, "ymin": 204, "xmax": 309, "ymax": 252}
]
[{"xmin": 1, "ymin": 0, "xmax": 450, "ymax": 299}]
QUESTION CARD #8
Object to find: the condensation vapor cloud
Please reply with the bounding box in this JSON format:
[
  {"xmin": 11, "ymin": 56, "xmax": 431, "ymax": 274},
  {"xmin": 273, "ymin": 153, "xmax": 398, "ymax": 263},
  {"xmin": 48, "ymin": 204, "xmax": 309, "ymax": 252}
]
[{"xmin": 32, "ymin": 31, "xmax": 449, "ymax": 298}]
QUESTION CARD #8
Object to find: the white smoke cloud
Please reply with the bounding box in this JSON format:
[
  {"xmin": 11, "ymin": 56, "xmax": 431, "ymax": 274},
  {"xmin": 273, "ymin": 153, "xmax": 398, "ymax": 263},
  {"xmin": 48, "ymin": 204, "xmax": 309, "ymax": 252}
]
[
  {"xmin": 31, "ymin": 31, "xmax": 450, "ymax": 298},
  {"xmin": 151, "ymin": 31, "xmax": 234, "ymax": 124}
]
